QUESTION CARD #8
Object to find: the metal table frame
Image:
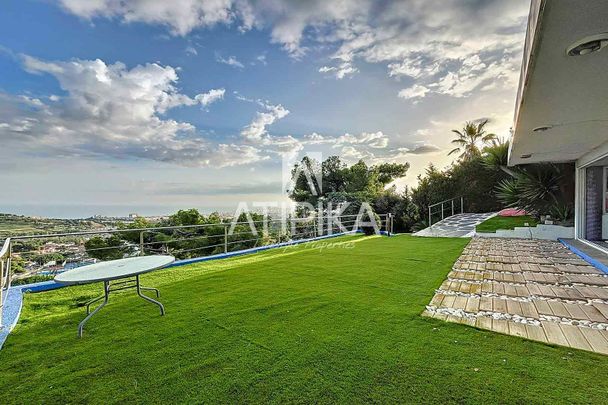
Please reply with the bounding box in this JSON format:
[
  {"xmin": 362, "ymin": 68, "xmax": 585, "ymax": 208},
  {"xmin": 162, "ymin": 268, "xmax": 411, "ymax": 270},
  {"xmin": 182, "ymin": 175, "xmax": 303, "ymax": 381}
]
[{"xmin": 79, "ymin": 274, "xmax": 164, "ymax": 337}]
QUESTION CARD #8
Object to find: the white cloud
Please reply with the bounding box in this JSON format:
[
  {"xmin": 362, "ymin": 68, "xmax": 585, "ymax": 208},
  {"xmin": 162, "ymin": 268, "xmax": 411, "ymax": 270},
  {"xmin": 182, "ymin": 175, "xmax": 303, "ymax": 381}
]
[
  {"xmin": 398, "ymin": 84, "xmax": 430, "ymax": 101},
  {"xmin": 0, "ymin": 55, "xmax": 260, "ymax": 168},
  {"xmin": 215, "ymin": 54, "xmax": 245, "ymax": 69},
  {"xmin": 334, "ymin": 131, "xmax": 389, "ymax": 149},
  {"xmin": 254, "ymin": 54, "xmax": 267, "ymax": 65},
  {"xmin": 58, "ymin": 0, "xmax": 235, "ymax": 36},
  {"xmin": 56, "ymin": 0, "xmax": 528, "ymax": 95},
  {"xmin": 319, "ymin": 62, "xmax": 358, "ymax": 79},
  {"xmin": 241, "ymin": 102, "xmax": 290, "ymax": 141},
  {"xmin": 195, "ymin": 88, "xmax": 226, "ymax": 107},
  {"xmin": 185, "ymin": 46, "xmax": 198, "ymax": 56}
]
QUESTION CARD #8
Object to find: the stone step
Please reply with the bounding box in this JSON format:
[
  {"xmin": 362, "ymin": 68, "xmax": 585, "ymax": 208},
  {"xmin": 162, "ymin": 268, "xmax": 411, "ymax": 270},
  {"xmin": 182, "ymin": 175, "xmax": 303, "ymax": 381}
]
[
  {"xmin": 430, "ymin": 293, "xmax": 608, "ymax": 323},
  {"xmin": 449, "ymin": 270, "xmax": 608, "ymax": 287},
  {"xmin": 453, "ymin": 261, "xmax": 601, "ymax": 275},
  {"xmin": 441, "ymin": 279, "xmax": 608, "ymax": 301},
  {"xmin": 423, "ymin": 309, "xmax": 608, "ymax": 354}
]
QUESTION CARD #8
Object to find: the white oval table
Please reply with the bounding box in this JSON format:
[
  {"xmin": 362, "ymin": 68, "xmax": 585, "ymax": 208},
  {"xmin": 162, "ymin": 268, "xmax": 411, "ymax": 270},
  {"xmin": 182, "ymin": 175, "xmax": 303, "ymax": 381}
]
[{"xmin": 55, "ymin": 255, "xmax": 175, "ymax": 337}]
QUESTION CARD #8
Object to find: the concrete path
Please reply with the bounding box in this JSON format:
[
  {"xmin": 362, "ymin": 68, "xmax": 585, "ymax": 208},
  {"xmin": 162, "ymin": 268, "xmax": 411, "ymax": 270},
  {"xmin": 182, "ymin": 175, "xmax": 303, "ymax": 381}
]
[
  {"xmin": 413, "ymin": 213, "xmax": 496, "ymax": 238},
  {"xmin": 423, "ymin": 238, "xmax": 608, "ymax": 355}
]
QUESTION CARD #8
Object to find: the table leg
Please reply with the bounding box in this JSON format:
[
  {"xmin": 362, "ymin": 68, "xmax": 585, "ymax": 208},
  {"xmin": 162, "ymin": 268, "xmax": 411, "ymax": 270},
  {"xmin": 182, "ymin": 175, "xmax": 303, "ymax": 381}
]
[
  {"xmin": 138, "ymin": 286, "xmax": 160, "ymax": 298},
  {"xmin": 85, "ymin": 294, "xmax": 106, "ymax": 315},
  {"xmin": 78, "ymin": 281, "xmax": 109, "ymax": 337},
  {"xmin": 136, "ymin": 275, "xmax": 165, "ymax": 315}
]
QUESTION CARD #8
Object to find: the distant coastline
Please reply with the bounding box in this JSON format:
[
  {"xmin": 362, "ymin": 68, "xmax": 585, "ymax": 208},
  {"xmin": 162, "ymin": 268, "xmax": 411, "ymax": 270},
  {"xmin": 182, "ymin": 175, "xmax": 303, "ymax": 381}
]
[{"xmin": 0, "ymin": 204, "xmax": 230, "ymax": 220}]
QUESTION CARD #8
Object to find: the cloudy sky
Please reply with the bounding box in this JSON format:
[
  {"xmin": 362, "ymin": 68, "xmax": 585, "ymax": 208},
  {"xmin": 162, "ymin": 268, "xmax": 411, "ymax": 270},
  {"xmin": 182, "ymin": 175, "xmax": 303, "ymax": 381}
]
[{"xmin": 0, "ymin": 0, "xmax": 530, "ymax": 218}]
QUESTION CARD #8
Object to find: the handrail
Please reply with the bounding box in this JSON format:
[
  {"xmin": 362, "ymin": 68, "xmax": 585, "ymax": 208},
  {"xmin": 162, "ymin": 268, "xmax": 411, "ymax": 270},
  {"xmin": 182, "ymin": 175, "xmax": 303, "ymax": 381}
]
[
  {"xmin": 2, "ymin": 213, "xmax": 392, "ymax": 299},
  {"xmin": 0, "ymin": 238, "xmax": 12, "ymax": 327},
  {"xmin": 10, "ymin": 214, "xmax": 368, "ymax": 241},
  {"xmin": 428, "ymin": 197, "xmax": 464, "ymax": 227}
]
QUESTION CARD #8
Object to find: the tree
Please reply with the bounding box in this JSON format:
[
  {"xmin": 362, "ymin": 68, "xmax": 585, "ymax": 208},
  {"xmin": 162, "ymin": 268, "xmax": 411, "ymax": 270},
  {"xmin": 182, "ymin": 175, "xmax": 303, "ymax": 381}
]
[
  {"xmin": 448, "ymin": 120, "xmax": 497, "ymax": 161},
  {"xmin": 85, "ymin": 235, "xmax": 132, "ymax": 261},
  {"xmin": 288, "ymin": 156, "xmax": 409, "ymax": 215},
  {"xmin": 482, "ymin": 138, "xmax": 510, "ymax": 171}
]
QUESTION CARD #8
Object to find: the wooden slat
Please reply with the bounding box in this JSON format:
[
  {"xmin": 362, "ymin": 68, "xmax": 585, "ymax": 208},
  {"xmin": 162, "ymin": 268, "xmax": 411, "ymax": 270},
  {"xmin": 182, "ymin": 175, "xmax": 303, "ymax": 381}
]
[
  {"xmin": 533, "ymin": 300, "xmax": 553, "ymax": 316},
  {"xmin": 508, "ymin": 321, "xmax": 528, "ymax": 339},
  {"xmin": 579, "ymin": 328, "xmax": 608, "ymax": 355},
  {"xmin": 541, "ymin": 321, "xmax": 568, "ymax": 346},
  {"xmin": 593, "ymin": 302, "xmax": 608, "ymax": 319},
  {"xmin": 430, "ymin": 293, "xmax": 445, "ymax": 307},
  {"xmin": 580, "ymin": 305, "xmax": 608, "ymax": 323},
  {"xmin": 479, "ymin": 297, "xmax": 493, "ymax": 312},
  {"xmin": 525, "ymin": 324, "xmax": 547, "ymax": 343},
  {"xmin": 465, "ymin": 297, "xmax": 480, "ymax": 313},
  {"xmin": 475, "ymin": 316, "xmax": 492, "ymax": 330},
  {"xmin": 492, "ymin": 319, "xmax": 509, "ymax": 334},
  {"xmin": 506, "ymin": 300, "xmax": 523, "ymax": 317},
  {"xmin": 453, "ymin": 296, "xmax": 468, "ymax": 310},
  {"xmin": 504, "ymin": 284, "xmax": 518, "ymax": 297},
  {"xmin": 441, "ymin": 295, "xmax": 456, "ymax": 308},
  {"xmin": 492, "ymin": 298, "xmax": 508, "ymax": 314},
  {"xmin": 548, "ymin": 301, "xmax": 570, "ymax": 318},
  {"xmin": 519, "ymin": 301, "xmax": 539, "ymax": 319},
  {"xmin": 560, "ymin": 324, "xmax": 592, "ymax": 351},
  {"xmin": 563, "ymin": 303, "xmax": 589, "ymax": 321}
]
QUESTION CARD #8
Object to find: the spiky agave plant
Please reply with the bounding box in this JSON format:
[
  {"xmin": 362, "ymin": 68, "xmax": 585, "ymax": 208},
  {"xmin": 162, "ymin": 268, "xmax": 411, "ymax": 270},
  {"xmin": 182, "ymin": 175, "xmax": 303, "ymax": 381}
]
[{"xmin": 496, "ymin": 164, "xmax": 573, "ymax": 218}]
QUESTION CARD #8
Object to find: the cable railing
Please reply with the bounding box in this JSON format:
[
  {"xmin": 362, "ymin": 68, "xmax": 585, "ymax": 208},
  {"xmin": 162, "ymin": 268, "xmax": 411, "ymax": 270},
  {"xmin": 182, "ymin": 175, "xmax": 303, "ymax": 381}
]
[
  {"xmin": 428, "ymin": 197, "xmax": 464, "ymax": 227},
  {"xmin": 1, "ymin": 213, "xmax": 394, "ymax": 318}
]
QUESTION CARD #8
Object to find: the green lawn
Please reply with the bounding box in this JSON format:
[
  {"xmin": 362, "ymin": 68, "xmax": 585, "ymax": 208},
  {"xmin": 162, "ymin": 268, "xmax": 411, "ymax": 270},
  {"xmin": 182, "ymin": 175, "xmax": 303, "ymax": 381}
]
[
  {"xmin": 476, "ymin": 215, "xmax": 539, "ymax": 233},
  {"xmin": 1, "ymin": 235, "xmax": 607, "ymax": 404}
]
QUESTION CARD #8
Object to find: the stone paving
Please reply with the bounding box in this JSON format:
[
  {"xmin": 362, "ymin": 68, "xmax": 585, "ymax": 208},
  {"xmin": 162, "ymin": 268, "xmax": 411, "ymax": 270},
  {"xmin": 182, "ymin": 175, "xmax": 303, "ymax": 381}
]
[
  {"xmin": 423, "ymin": 238, "xmax": 608, "ymax": 355},
  {"xmin": 413, "ymin": 213, "xmax": 496, "ymax": 238}
]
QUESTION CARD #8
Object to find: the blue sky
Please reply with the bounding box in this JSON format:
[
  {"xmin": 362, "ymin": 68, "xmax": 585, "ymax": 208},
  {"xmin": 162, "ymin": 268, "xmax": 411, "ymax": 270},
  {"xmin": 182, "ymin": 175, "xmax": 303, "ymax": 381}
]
[{"xmin": 0, "ymin": 0, "xmax": 530, "ymax": 217}]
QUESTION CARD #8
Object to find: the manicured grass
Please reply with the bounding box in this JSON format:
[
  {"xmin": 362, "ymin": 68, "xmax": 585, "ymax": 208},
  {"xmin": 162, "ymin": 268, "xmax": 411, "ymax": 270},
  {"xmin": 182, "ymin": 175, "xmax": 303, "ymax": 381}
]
[
  {"xmin": 476, "ymin": 215, "xmax": 539, "ymax": 233},
  {"xmin": 1, "ymin": 235, "xmax": 607, "ymax": 404}
]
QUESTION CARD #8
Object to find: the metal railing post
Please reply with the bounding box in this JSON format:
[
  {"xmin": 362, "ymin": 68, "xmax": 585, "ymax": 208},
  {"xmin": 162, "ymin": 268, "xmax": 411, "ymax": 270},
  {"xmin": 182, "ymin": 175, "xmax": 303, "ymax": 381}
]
[
  {"xmin": 224, "ymin": 225, "xmax": 228, "ymax": 254},
  {"xmin": 0, "ymin": 258, "xmax": 4, "ymax": 328},
  {"xmin": 139, "ymin": 231, "xmax": 145, "ymax": 256},
  {"xmin": 452, "ymin": 200, "xmax": 454, "ymax": 216},
  {"xmin": 441, "ymin": 202, "xmax": 444, "ymax": 220},
  {"xmin": 461, "ymin": 196, "xmax": 464, "ymax": 214},
  {"xmin": 0, "ymin": 238, "xmax": 11, "ymax": 328},
  {"xmin": 428, "ymin": 206, "xmax": 432, "ymax": 227}
]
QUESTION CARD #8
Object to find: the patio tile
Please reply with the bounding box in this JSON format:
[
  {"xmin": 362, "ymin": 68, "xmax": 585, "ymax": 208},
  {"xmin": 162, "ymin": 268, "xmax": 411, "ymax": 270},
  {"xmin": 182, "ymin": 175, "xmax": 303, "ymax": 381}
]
[
  {"xmin": 491, "ymin": 319, "xmax": 509, "ymax": 334},
  {"xmin": 542, "ymin": 321, "xmax": 569, "ymax": 346},
  {"xmin": 492, "ymin": 298, "xmax": 508, "ymax": 314},
  {"xmin": 465, "ymin": 297, "xmax": 480, "ymax": 313},
  {"xmin": 548, "ymin": 301, "xmax": 570, "ymax": 318},
  {"xmin": 560, "ymin": 324, "xmax": 592, "ymax": 351},
  {"xmin": 525, "ymin": 324, "xmax": 547, "ymax": 343},
  {"xmin": 479, "ymin": 296, "xmax": 493, "ymax": 312},
  {"xmin": 580, "ymin": 305, "xmax": 608, "ymax": 323},
  {"xmin": 508, "ymin": 321, "xmax": 528, "ymax": 339},
  {"xmin": 534, "ymin": 300, "xmax": 554, "ymax": 316},
  {"xmin": 475, "ymin": 316, "xmax": 492, "ymax": 330},
  {"xmin": 426, "ymin": 237, "xmax": 608, "ymax": 355},
  {"xmin": 593, "ymin": 303, "xmax": 608, "ymax": 318},
  {"xmin": 579, "ymin": 328, "xmax": 608, "ymax": 355}
]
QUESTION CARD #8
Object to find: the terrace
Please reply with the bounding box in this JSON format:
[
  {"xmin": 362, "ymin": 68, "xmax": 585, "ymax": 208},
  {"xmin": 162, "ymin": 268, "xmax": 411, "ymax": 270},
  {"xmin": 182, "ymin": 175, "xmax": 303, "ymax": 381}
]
[{"xmin": 1, "ymin": 231, "xmax": 608, "ymax": 403}]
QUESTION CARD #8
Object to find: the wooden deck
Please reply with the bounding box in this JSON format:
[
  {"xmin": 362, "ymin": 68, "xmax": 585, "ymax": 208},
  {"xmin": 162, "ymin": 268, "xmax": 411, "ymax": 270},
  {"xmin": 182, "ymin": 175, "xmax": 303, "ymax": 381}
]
[{"xmin": 423, "ymin": 238, "xmax": 608, "ymax": 355}]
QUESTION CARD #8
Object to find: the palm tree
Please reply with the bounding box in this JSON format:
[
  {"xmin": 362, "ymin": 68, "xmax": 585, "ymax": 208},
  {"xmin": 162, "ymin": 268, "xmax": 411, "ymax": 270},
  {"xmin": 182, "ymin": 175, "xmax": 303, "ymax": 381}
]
[
  {"xmin": 448, "ymin": 120, "xmax": 497, "ymax": 161},
  {"xmin": 482, "ymin": 138, "xmax": 510, "ymax": 171}
]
